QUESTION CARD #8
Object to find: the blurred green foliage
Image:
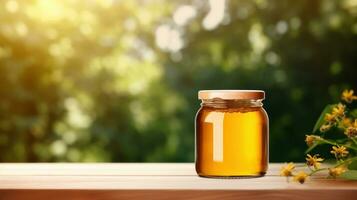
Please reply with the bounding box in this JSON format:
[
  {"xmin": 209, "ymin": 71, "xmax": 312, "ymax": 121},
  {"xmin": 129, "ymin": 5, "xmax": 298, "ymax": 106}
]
[{"xmin": 0, "ymin": 0, "xmax": 356, "ymax": 162}]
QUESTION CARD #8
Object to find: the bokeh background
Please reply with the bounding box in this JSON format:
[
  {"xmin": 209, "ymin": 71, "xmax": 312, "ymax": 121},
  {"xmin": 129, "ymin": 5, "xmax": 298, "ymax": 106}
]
[{"xmin": 0, "ymin": 0, "xmax": 356, "ymax": 162}]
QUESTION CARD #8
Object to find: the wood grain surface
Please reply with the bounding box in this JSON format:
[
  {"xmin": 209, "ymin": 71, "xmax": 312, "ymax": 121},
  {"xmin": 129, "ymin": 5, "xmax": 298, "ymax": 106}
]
[{"xmin": 0, "ymin": 163, "xmax": 356, "ymax": 200}]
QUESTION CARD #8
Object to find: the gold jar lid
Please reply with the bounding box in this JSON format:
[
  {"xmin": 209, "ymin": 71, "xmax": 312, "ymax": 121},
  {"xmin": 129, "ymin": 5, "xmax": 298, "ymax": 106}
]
[{"xmin": 198, "ymin": 90, "xmax": 265, "ymax": 100}]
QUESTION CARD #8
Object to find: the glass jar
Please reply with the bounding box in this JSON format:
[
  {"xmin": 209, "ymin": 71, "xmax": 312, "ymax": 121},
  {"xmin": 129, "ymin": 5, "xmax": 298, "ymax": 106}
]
[{"xmin": 195, "ymin": 90, "xmax": 268, "ymax": 178}]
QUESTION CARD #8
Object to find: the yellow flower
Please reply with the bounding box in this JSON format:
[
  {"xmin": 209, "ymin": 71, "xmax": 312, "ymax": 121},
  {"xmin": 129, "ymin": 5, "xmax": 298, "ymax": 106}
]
[
  {"xmin": 330, "ymin": 145, "xmax": 349, "ymax": 158},
  {"xmin": 341, "ymin": 89, "xmax": 357, "ymax": 103},
  {"xmin": 293, "ymin": 171, "xmax": 309, "ymax": 184},
  {"xmin": 319, "ymin": 123, "xmax": 332, "ymax": 132},
  {"xmin": 331, "ymin": 103, "xmax": 345, "ymax": 118},
  {"xmin": 345, "ymin": 126, "xmax": 357, "ymax": 138},
  {"xmin": 339, "ymin": 117, "xmax": 352, "ymax": 128},
  {"xmin": 328, "ymin": 166, "xmax": 346, "ymax": 178},
  {"xmin": 344, "ymin": 120, "xmax": 357, "ymax": 138},
  {"xmin": 306, "ymin": 154, "xmax": 324, "ymax": 169},
  {"xmin": 280, "ymin": 162, "xmax": 295, "ymax": 177},
  {"xmin": 305, "ymin": 135, "xmax": 320, "ymax": 146},
  {"xmin": 324, "ymin": 113, "xmax": 336, "ymax": 123}
]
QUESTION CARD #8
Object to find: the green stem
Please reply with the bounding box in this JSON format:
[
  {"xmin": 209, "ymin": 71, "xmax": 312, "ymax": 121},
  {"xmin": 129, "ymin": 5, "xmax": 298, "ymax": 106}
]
[
  {"xmin": 319, "ymin": 138, "xmax": 338, "ymax": 145},
  {"xmin": 306, "ymin": 157, "xmax": 357, "ymax": 176},
  {"xmin": 307, "ymin": 165, "xmax": 313, "ymax": 172},
  {"xmin": 309, "ymin": 167, "xmax": 329, "ymax": 176},
  {"xmin": 351, "ymin": 137, "xmax": 357, "ymax": 146},
  {"xmin": 334, "ymin": 156, "xmax": 357, "ymax": 168},
  {"xmin": 319, "ymin": 138, "xmax": 357, "ymax": 151}
]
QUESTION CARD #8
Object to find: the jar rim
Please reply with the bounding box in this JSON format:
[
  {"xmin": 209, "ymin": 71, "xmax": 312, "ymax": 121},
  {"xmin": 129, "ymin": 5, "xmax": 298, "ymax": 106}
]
[{"xmin": 198, "ymin": 90, "xmax": 265, "ymax": 100}]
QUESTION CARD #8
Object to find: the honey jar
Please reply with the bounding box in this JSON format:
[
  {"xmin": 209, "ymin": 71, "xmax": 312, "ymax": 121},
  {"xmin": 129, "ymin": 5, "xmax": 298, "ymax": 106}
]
[{"xmin": 195, "ymin": 90, "xmax": 268, "ymax": 178}]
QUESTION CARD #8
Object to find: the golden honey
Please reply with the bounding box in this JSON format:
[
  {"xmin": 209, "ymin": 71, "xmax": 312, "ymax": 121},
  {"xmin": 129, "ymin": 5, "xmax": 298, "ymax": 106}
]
[{"xmin": 195, "ymin": 90, "xmax": 268, "ymax": 178}]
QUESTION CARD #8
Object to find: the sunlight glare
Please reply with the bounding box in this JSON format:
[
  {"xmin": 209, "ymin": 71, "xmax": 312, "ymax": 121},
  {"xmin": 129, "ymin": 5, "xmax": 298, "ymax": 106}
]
[
  {"xmin": 5, "ymin": 0, "xmax": 18, "ymax": 13},
  {"xmin": 173, "ymin": 5, "xmax": 197, "ymax": 26},
  {"xmin": 155, "ymin": 24, "xmax": 183, "ymax": 52},
  {"xmin": 202, "ymin": 0, "xmax": 226, "ymax": 30}
]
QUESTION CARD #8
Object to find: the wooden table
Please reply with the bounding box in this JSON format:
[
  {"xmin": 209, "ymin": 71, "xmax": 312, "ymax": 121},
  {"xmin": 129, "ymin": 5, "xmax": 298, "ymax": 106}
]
[{"xmin": 0, "ymin": 163, "xmax": 356, "ymax": 199}]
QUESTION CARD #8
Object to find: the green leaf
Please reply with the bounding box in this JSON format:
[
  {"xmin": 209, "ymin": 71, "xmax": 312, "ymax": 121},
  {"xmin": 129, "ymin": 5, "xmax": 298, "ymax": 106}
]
[
  {"xmin": 336, "ymin": 138, "xmax": 348, "ymax": 143},
  {"xmin": 312, "ymin": 104, "xmax": 335, "ymax": 133},
  {"xmin": 350, "ymin": 109, "xmax": 357, "ymax": 118},
  {"xmin": 340, "ymin": 170, "xmax": 357, "ymax": 180},
  {"xmin": 348, "ymin": 160, "xmax": 357, "ymax": 170}
]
